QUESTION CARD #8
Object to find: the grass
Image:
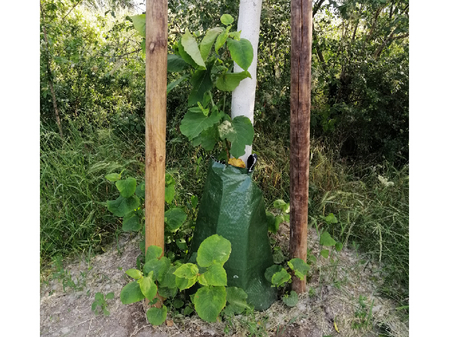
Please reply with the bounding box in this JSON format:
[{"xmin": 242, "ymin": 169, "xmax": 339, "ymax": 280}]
[
  {"xmin": 40, "ymin": 121, "xmax": 144, "ymax": 264},
  {"xmin": 308, "ymin": 141, "xmax": 409, "ymax": 307},
  {"xmin": 40, "ymin": 119, "xmax": 408, "ymax": 310}
]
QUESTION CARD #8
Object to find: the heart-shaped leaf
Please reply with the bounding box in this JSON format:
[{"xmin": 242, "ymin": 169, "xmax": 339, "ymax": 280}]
[
  {"xmin": 227, "ymin": 38, "xmax": 253, "ymax": 71},
  {"xmin": 198, "ymin": 262, "xmax": 227, "ymax": 286},
  {"xmin": 196, "ymin": 234, "xmax": 232, "ymax": 268},
  {"xmin": 215, "ymin": 71, "xmax": 251, "ymax": 91},
  {"xmin": 146, "ymin": 305, "xmax": 167, "ymax": 325},
  {"xmin": 120, "ymin": 281, "xmax": 145, "ymax": 304},
  {"xmin": 282, "ymin": 291, "xmax": 299, "ymax": 307},
  {"xmin": 193, "ymin": 286, "xmax": 227, "ymax": 322},
  {"xmin": 287, "ymin": 258, "xmax": 309, "ymax": 280},
  {"xmin": 164, "ymin": 208, "xmax": 187, "ymax": 231},
  {"xmin": 107, "ymin": 195, "xmax": 140, "ymax": 217},
  {"xmin": 122, "ymin": 212, "xmax": 140, "ymax": 232}
]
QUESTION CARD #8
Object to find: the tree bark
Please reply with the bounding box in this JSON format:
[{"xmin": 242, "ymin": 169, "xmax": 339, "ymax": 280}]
[
  {"xmin": 145, "ymin": 0, "xmax": 167, "ymax": 260},
  {"xmin": 290, "ymin": 0, "xmax": 312, "ymax": 294},
  {"xmin": 40, "ymin": 3, "xmax": 63, "ymax": 138}
]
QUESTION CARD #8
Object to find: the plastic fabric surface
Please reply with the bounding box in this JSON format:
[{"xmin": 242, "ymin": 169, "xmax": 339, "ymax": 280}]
[{"xmin": 190, "ymin": 159, "xmax": 277, "ymax": 310}]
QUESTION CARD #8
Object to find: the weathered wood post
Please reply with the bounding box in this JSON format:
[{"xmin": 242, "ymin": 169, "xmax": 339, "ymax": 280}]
[
  {"xmin": 145, "ymin": 0, "xmax": 167, "ymax": 257},
  {"xmin": 289, "ymin": 0, "xmax": 312, "ymax": 294}
]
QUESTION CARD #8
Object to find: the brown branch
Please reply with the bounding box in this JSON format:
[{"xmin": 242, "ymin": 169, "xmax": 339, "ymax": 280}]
[
  {"xmin": 313, "ymin": 0, "xmax": 326, "ymax": 17},
  {"xmin": 40, "ymin": 2, "xmax": 63, "ymax": 138},
  {"xmin": 62, "ymin": 0, "xmax": 84, "ymax": 20}
]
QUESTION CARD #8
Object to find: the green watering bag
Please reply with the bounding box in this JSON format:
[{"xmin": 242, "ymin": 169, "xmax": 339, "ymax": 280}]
[{"xmin": 190, "ymin": 159, "xmax": 277, "ymax": 310}]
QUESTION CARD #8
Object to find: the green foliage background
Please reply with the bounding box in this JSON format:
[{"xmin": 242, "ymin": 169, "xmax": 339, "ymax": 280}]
[{"xmin": 40, "ymin": 0, "xmax": 409, "ymax": 307}]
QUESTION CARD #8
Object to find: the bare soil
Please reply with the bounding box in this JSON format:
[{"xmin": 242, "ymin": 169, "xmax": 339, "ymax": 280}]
[{"xmin": 40, "ymin": 224, "xmax": 408, "ymax": 337}]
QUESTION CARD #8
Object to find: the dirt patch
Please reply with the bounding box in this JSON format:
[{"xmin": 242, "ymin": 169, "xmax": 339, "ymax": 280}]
[{"xmin": 41, "ymin": 226, "xmax": 408, "ymax": 337}]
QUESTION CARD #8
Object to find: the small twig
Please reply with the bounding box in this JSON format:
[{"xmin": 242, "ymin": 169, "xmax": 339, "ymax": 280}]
[
  {"xmin": 62, "ymin": 0, "xmax": 84, "ymax": 21},
  {"xmin": 85, "ymin": 318, "xmax": 94, "ymax": 336},
  {"xmin": 130, "ymin": 324, "xmax": 151, "ymax": 337}
]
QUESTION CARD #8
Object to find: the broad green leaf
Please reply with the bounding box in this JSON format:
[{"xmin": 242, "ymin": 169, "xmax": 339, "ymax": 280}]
[
  {"xmin": 320, "ymin": 249, "xmax": 329, "ymax": 258},
  {"xmin": 125, "ymin": 268, "xmax": 143, "ymax": 280},
  {"xmin": 95, "ymin": 292, "xmax": 104, "ymax": 301},
  {"xmin": 228, "ymin": 116, "xmax": 254, "ymax": 158},
  {"xmin": 107, "ymin": 195, "xmax": 140, "ymax": 217},
  {"xmin": 105, "ymin": 173, "xmax": 121, "ymax": 182},
  {"xmin": 264, "ymin": 264, "xmax": 282, "ymax": 283},
  {"xmin": 228, "ymin": 31, "xmax": 241, "ymax": 39},
  {"xmin": 138, "ymin": 273, "xmax": 157, "ymax": 300},
  {"xmin": 120, "ymin": 281, "xmax": 145, "ymax": 304},
  {"xmin": 191, "ymin": 195, "xmax": 198, "ymax": 209},
  {"xmin": 282, "ymin": 291, "xmax": 299, "ymax": 307},
  {"xmin": 105, "ymin": 292, "xmax": 114, "ymax": 300},
  {"xmin": 103, "ymin": 308, "xmax": 110, "ymax": 316},
  {"xmin": 183, "ymin": 305, "xmax": 194, "ymax": 316},
  {"xmin": 130, "ymin": 14, "xmax": 146, "ymax": 37},
  {"xmin": 135, "ymin": 183, "xmax": 145, "ymax": 199},
  {"xmin": 271, "ymin": 268, "xmax": 291, "ymax": 287},
  {"xmin": 178, "ymin": 40, "xmax": 197, "ymax": 67},
  {"xmin": 167, "ymin": 74, "xmax": 189, "ymax": 94},
  {"xmin": 165, "ymin": 173, "xmax": 175, "ymax": 186},
  {"xmin": 188, "ymin": 67, "xmax": 213, "ymax": 106},
  {"xmin": 158, "ymin": 286, "xmax": 177, "ymax": 298},
  {"xmin": 200, "ymin": 27, "xmax": 223, "ymax": 60},
  {"xmin": 164, "ymin": 208, "xmax": 187, "ymax": 231},
  {"xmin": 325, "ymin": 213, "xmax": 338, "ymax": 224},
  {"xmin": 335, "ymin": 242, "xmax": 344, "ymax": 252},
  {"xmin": 159, "ymin": 265, "xmax": 177, "ymax": 289},
  {"xmin": 220, "ymin": 14, "xmax": 234, "ymax": 26},
  {"xmin": 287, "ymin": 258, "xmax": 310, "ymax": 280},
  {"xmin": 227, "ymin": 38, "xmax": 253, "ymax": 71},
  {"xmin": 146, "ymin": 305, "xmax": 167, "ymax": 325},
  {"xmin": 191, "ymin": 125, "xmax": 219, "ymax": 151},
  {"xmin": 215, "ymin": 71, "xmax": 251, "ymax": 91},
  {"xmin": 165, "ymin": 184, "xmax": 175, "ymax": 204},
  {"xmin": 215, "ymin": 26, "xmax": 231, "ymax": 53},
  {"xmin": 320, "ymin": 232, "xmax": 337, "ymax": 247},
  {"xmin": 198, "ymin": 262, "xmax": 227, "ymax": 286},
  {"xmin": 143, "ymin": 257, "xmax": 170, "ymax": 282},
  {"xmin": 122, "ymin": 212, "xmax": 140, "ymax": 232},
  {"xmin": 175, "ymin": 275, "xmax": 197, "ymax": 290},
  {"xmin": 272, "ymin": 247, "xmax": 286, "ymax": 264},
  {"xmin": 145, "ymin": 245, "xmax": 163, "ymax": 261},
  {"xmin": 173, "ymin": 263, "xmax": 199, "ymax": 279},
  {"xmin": 273, "ymin": 199, "xmax": 290, "ymax": 213},
  {"xmin": 226, "ymin": 287, "xmax": 250, "ymax": 314},
  {"xmin": 266, "ymin": 212, "xmax": 277, "ymax": 234},
  {"xmin": 181, "ymin": 30, "xmax": 205, "ymax": 68},
  {"xmin": 167, "ymin": 54, "xmax": 189, "ymax": 72},
  {"xmin": 180, "ymin": 104, "xmax": 223, "ymax": 140},
  {"xmin": 196, "ymin": 234, "xmax": 232, "ymax": 268},
  {"xmin": 193, "ymin": 286, "xmax": 227, "ymax": 322},
  {"xmin": 173, "ymin": 298, "xmax": 184, "ymax": 309},
  {"xmin": 115, "ymin": 177, "xmax": 136, "ymax": 198}
]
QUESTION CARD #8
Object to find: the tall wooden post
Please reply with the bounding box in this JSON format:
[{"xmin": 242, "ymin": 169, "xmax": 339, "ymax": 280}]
[
  {"xmin": 145, "ymin": 0, "xmax": 167, "ymax": 257},
  {"xmin": 289, "ymin": 0, "xmax": 312, "ymax": 294}
]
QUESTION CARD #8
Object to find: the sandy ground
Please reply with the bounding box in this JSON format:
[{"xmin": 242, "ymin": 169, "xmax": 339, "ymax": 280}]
[{"xmin": 40, "ymin": 224, "xmax": 408, "ymax": 337}]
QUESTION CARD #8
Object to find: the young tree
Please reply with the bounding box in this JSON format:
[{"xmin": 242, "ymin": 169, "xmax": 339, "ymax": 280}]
[{"xmin": 231, "ymin": 0, "xmax": 263, "ymax": 165}]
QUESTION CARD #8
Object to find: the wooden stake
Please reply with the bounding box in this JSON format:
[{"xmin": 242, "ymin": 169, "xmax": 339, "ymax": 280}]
[
  {"xmin": 145, "ymin": 0, "xmax": 167, "ymax": 256},
  {"xmin": 289, "ymin": 0, "xmax": 312, "ymax": 294}
]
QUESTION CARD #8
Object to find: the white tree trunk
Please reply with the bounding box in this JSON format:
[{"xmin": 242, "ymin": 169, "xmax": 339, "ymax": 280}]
[{"xmin": 231, "ymin": 0, "xmax": 263, "ymax": 165}]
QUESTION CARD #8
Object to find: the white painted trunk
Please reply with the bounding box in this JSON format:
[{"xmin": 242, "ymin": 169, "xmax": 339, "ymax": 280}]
[{"xmin": 231, "ymin": 0, "xmax": 263, "ymax": 165}]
